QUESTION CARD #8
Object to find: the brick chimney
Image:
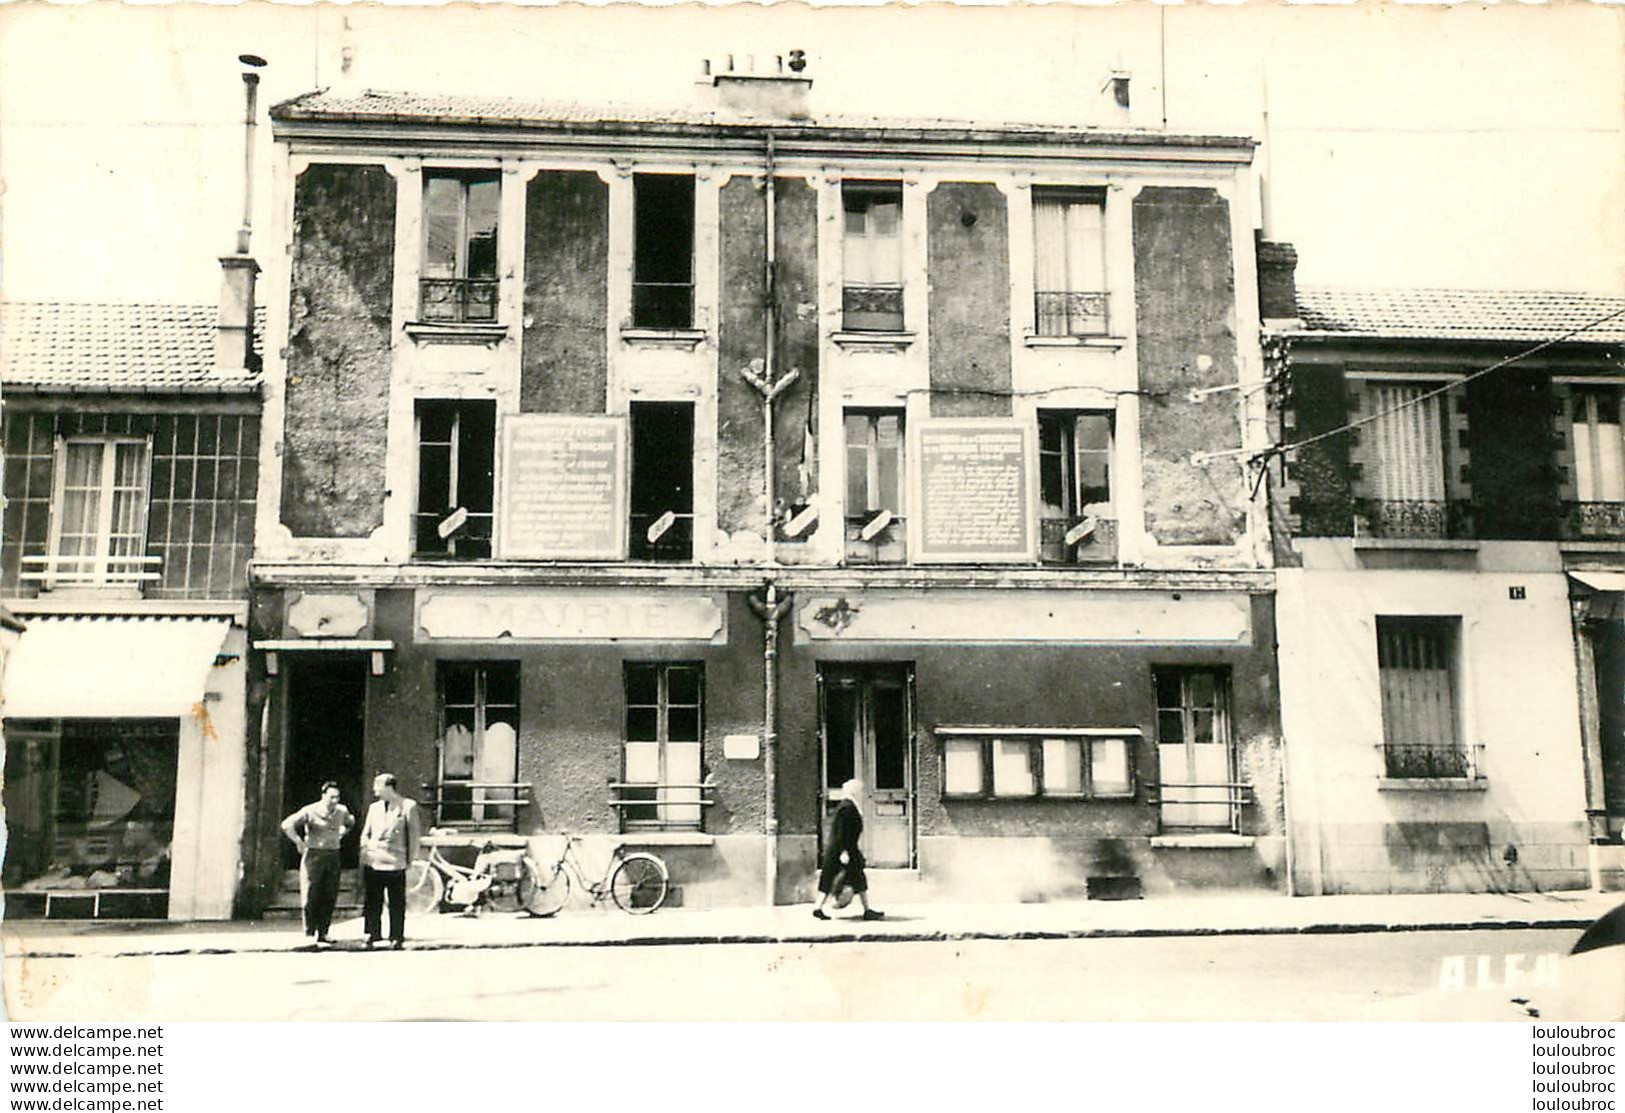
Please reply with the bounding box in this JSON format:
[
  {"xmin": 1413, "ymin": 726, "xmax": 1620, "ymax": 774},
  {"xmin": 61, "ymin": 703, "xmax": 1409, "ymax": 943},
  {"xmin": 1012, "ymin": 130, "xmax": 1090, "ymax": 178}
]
[
  {"xmin": 1256, "ymin": 235, "xmax": 1300, "ymax": 325},
  {"xmin": 698, "ymin": 52, "xmax": 812, "ymax": 121},
  {"xmin": 218, "ymin": 54, "xmax": 265, "ymax": 373}
]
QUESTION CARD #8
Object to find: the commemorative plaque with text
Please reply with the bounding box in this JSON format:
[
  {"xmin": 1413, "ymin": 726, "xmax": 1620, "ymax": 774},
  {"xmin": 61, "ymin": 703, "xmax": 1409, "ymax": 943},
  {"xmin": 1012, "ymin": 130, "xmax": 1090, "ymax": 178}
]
[
  {"xmin": 498, "ymin": 415, "xmax": 627, "ymax": 560},
  {"xmin": 914, "ymin": 421, "xmax": 1033, "ymax": 562}
]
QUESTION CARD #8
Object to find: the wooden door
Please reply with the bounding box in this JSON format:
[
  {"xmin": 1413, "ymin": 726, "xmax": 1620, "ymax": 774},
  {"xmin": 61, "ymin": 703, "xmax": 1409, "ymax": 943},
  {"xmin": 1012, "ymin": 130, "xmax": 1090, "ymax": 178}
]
[{"xmin": 820, "ymin": 664, "xmax": 915, "ymax": 868}]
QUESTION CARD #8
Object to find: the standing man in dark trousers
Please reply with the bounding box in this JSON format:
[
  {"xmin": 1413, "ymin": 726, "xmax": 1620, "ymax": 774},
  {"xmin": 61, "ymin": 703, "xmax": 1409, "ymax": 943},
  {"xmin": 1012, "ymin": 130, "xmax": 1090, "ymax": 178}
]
[
  {"xmin": 359, "ymin": 773, "xmax": 422, "ymax": 950},
  {"xmin": 281, "ymin": 780, "xmax": 354, "ymax": 949}
]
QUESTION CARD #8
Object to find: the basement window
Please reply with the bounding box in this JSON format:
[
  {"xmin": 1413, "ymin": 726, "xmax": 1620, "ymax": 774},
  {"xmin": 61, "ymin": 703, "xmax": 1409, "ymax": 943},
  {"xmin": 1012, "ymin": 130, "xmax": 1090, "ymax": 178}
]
[
  {"xmin": 629, "ymin": 402, "xmax": 695, "ymax": 562},
  {"xmin": 632, "ymin": 174, "xmax": 696, "ymax": 330},
  {"xmin": 939, "ymin": 728, "xmax": 1137, "ymax": 801},
  {"xmin": 415, "ymin": 400, "xmax": 496, "ymax": 560},
  {"xmin": 420, "ymin": 171, "xmax": 500, "ymax": 324}
]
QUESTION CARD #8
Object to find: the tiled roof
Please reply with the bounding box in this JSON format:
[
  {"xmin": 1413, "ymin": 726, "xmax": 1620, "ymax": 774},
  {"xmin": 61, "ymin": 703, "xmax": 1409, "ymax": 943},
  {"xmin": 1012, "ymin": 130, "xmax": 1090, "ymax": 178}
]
[
  {"xmin": 1293, "ymin": 287, "xmax": 1625, "ymax": 344},
  {"xmin": 0, "ymin": 302, "xmax": 264, "ymax": 393},
  {"xmin": 271, "ymin": 88, "xmax": 1255, "ymax": 150}
]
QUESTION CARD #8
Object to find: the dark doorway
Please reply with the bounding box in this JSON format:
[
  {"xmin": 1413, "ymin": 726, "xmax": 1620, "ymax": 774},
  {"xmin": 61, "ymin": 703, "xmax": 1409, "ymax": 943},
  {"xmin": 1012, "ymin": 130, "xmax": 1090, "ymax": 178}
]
[
  {"xmin": 281, "ymin": 655, "xmax": 368, "ymax": 869},
  {"xmin": 1594, "ymin": 622, "xmax": 1625, "ymax": 827},
  {"xmin": 819, "ymin": 663, "xmax": 915, "ymax": 868}
]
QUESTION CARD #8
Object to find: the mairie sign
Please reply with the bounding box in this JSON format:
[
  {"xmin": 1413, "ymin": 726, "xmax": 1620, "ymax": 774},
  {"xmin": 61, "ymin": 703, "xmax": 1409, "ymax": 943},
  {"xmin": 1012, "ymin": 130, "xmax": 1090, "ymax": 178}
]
[{"xmin": 418, "ymin": 590, "xmax": 725, "ymax": 643}]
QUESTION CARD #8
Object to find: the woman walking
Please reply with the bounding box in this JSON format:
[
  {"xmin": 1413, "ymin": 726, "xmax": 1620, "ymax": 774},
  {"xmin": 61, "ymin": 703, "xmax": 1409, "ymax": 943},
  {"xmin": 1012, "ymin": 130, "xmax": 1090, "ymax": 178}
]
[
  {"xmin": 281, "ymin": 781, "xmax": 355, "ymax": 948},
  {"xmin": 813, "ymin": 778, "xmax": 884, "ymax": 921}
]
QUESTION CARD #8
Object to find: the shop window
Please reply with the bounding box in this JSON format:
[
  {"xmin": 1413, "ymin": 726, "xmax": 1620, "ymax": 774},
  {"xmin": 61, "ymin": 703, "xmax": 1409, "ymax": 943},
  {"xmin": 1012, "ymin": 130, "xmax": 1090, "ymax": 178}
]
[
  {"xmin": 842, "ymin": 182, "xmax": 904, "ymax": 332},
  {"xmin": 939, "ymin": 730, "xmax": 1135, "ymax": 800},
  {"xmin": 1376, "ymin": 616, "xmax": 1472, "ymax": 778},
  {"xmin": 420, "ymin": 170, "xmax": 500, "ymax": 323},
  {"xmin": 632, "ymin": 174, "xmax": 696, "ymax": 329},
  {"xmin": 628, "ymin": 402, "xmax": 694, "ymax": 561},
  {"xmin": 622, "ymin": 663, "xmax": 705, "ymax": 831},
  {"xmin": 1032, "ymin": 187, "xmax": 1108, "ymax": 336},
  {"xmin": 415, "ymin": 400, "xmax": 496, "ymax": 560},
  {"xmin": 1, "ymin": 718, "xmax": 178, "ymax": 919},
  {"xmin": 40, "ymin": 437, "xmax": 153, "ymax": 589},
  {"xmin": 845, "ymin": 409, "xmax": 906, "ymax": 563},
  {"xmin": 436, "ymin": 661, "xmax": 521, "ymax": 827},
  {"xmin": 1038, "ymin": 410, "xmax": 1115, "ymax": 563}
]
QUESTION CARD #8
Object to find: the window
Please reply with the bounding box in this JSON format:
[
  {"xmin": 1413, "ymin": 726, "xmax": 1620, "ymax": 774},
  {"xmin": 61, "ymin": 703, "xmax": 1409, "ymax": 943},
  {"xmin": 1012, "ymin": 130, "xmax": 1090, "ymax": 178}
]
[
  {"xmin": 1038, "ymin": 411, "xmax": 1114, "ymax": 563},
  {"xmin": 47, "ymin": 438, "xmax": 152, "ymax": 587},
  {"xmin": 1376, "ymin": 616, "xmax": 1470, "ymax": 778},
  {"xmin": 842, "ymin": 183, "xmax": 904, "ymax": 332},
  {"xmin": 420, "ymin": 171, "xmax": 500, "ymax": 323},
  {"xmin": 628, "ymin": 402, "xmax": 695, "ymax": 561},
  {"xmin": 1033, "ymin": 187, "xmax": 1107, "ymax": 336},
  {"xmin": 844, "ymin": 409, "xmax": 906, "ymax": 563},
  {"xmin": 1362, "ymin": 382, "xmax": 1462, "ymax": 539},
  {"xmin": 940, "ymin": 729, "xmax": 1135, "ymax": 800},
  {"xmin": 623, "ymin": 663, "xmax": 704, "ymax": 831},
  {"xmin": 415, "ymin": 401, "xmax": 495, "ymax": 560},
  {"xmin": 1154, "ymin": 667, "xmax": 1238, "ymax": 830},
  {"xmin": 436, "ymin": 662, "xmax": 520, "ymax": 826},
  {"xmin": 632, "ymin": 174, "xmax": 696, "ymax": 329},
  {"xmin": 1572, "ymin": 388, "xmax": 1625, "ymax": 503}
]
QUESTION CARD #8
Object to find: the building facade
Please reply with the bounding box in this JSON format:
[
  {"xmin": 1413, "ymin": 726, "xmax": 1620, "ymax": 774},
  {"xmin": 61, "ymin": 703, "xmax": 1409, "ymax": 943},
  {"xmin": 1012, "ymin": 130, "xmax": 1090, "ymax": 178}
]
[
  {"xmin": 1266, "ymin": 278, "xmax": 1625, "ymax": 894},
  {"xmin": 245, "ymin": 62, "xmax": 1285, "ymax": 913},
  {"xmin": 0, "ymin": 301, "xmax": 263, "ymax": 919}
]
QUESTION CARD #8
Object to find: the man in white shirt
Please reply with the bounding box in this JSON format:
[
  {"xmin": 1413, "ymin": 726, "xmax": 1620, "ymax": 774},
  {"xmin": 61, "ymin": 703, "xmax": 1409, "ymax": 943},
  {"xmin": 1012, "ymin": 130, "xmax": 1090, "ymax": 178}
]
[{"xmin": 358, "ymin": 773, "xmax": 423, "ymax": 950}]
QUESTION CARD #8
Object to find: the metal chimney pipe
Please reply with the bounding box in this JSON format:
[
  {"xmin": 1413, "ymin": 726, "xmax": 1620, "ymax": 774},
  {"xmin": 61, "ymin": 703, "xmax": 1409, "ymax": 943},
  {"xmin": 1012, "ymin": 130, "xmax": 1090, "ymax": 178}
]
[{"xmin": 237, "ymin": 54, "xmax": 267, "ymax": 255}]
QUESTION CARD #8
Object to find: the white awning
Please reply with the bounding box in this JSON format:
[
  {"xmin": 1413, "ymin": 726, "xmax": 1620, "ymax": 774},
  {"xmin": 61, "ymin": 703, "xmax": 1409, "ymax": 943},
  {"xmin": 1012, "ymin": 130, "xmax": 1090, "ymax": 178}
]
[
  {"xmin": 1570, "ymin": 572, "xmax": 1625, "ymax": 594},
  {"xmin": 2, "ymin": 615, "xmax": 232, "ymax": 719}
]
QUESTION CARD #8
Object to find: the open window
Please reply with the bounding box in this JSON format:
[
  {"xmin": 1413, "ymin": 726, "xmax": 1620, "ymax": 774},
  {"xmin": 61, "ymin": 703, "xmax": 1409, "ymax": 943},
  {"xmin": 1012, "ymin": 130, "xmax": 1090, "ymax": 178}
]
[
  {"xmin": 415, "ymin": 400, "xmax": 495, "ymax": 560},
  {"xmin": 629, "ymin": 402, "xmax": 694, "ymax": 562},
  {"xmin": 844, "ymin": 409, "xmax": 906, "ymax": 563},
  {"xmin": 842, "ymin": 182, "xmax": 904, "ymax": 332},
  {"xmin": 1038, "ymin": 410, "xmax": 1115, "ymax": 564},
  {"xmin": 632, "ymin": 174, "xmax": 696, "ymax": 329},
  {"xmin": 420, "ymin": 171, "xmax": 500, "ymax": 324}
]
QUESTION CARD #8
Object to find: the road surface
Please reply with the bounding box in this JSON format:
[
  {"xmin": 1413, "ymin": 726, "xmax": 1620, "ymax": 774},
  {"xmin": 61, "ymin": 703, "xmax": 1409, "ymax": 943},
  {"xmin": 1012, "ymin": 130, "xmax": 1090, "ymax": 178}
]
[{"xmin": 1, "ymin": 928, "xmax": 1592, "ymax": 1021}]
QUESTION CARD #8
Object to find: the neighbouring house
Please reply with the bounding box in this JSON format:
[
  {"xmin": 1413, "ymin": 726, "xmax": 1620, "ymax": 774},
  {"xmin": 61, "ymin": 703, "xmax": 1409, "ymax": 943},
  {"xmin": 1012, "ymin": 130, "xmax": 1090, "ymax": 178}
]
[
  {"xmin": 1263, "ymin": 268, "xmax": 1625, "ymax": 894},
  {"xmin": 0, "ymin": 295, "xmax": 264, "ymax": 920},
  {"xmin": 244, "ymin": 56, "xmax": 1285, "ymax": 913}
]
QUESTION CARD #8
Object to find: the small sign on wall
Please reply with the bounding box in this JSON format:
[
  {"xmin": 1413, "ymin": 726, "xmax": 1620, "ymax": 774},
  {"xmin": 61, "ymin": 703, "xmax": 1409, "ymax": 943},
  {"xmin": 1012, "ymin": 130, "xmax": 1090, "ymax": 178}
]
[{"xmin": 723, "ymin": 733, "xmax": 761, "ymax": 760}]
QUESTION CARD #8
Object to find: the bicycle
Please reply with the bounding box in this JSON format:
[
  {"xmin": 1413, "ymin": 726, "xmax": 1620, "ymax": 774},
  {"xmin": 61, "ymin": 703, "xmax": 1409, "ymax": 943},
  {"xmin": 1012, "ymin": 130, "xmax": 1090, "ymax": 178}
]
[
  {"xmin": 524, "ymin": 833, "xmax": 669, "ymax": 917},
  {"xmin": 404, "ymin": 830, "xmax": 543, "ymax": 916}
]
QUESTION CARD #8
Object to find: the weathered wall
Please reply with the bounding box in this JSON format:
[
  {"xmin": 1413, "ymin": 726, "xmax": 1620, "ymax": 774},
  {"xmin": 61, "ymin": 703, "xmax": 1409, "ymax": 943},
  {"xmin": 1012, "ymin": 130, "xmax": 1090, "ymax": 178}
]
[
  {"xmin": 772, "ymin": 178, "xmax": 820, "ymax": 514},
  {"xmin": 716, "ymin": 176, "xmax": 768, "ymax": 538},
  {"xmin": 1467, "ymin": 368, "xmax": 1560, "ymax": 539},
  {"xmin": 1133, "ymin": 186, "xmax": 1247, "ymax": 545},
  {"xmin": 1, "ymin": 403, "xmax": 260, "ymax": 600},
  {"xmin": 281, "ymin": 163, "xmax": 395, "ymax": 538},
  {"xmin": 521, "ymin": 170, "xmax": 610, "ymax": 414},
  {"xmin": 926, "ymin": 181, "xmax": 1011, "ymax": 417}
]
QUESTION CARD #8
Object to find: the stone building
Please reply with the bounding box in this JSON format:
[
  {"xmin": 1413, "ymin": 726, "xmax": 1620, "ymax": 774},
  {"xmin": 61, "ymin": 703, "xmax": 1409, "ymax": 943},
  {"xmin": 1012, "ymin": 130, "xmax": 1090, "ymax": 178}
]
[
  {"xmin": 0, "ymin": 299, "xmax": 263, "ymax": 919},
  {"xmin": 1264, "ymin": 272, "xmax": 1625, "ymax": 894},
  {"xmin": 245, "ymin": 59, "xmax": 1284, "ymax": 912}
]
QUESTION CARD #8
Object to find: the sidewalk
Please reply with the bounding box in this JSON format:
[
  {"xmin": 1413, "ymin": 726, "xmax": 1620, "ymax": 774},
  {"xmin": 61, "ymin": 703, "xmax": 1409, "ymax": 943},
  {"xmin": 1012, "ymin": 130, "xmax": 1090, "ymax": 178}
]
[{"xmin": 5, "ymin": 889, "xmax": 1619, "ymax": 960}]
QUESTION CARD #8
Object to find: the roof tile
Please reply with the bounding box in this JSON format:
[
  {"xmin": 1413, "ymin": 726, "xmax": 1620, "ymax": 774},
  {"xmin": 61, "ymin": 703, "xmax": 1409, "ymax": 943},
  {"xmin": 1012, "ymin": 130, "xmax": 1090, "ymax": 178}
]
[
  {"xmin": 0, "ymin": 303, "xmax": 264, "ymax": 392},
  {"xmin": 1293, "ymin": 287, "xmax": 1625, "ymax": 344}
]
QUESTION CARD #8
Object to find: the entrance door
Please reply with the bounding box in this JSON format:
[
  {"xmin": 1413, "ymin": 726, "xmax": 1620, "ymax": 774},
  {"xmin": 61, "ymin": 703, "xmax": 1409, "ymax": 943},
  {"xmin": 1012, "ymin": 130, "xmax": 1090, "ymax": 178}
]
[
  {"xmin": 820, "ymin": 664, "xmax": 915, "ymax": 868},
  {"xmin": 281, "ymin": 655, "xmax": 368, "ymax": 868},
  {"xmin": 1155, "ymin": 667, "xmax": 1236, "ymax": 831}
]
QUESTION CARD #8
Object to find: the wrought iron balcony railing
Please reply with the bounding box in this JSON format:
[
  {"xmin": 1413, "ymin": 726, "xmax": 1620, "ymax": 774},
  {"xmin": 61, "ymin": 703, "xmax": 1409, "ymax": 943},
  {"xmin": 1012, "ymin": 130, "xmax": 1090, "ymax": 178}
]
[
  {"xmin": 631, "ymin": 282, "xmax": 695, "ymax": 330},
  {"xmin": 1561, "ymin": 501, "xmax": 1625, "ymax": 542},
  {"xmin": 841, "ymin": 284, "xmax": 906, "ymax": 332},
  {"xmin": 419, "ymin": 277, "xmax": 499, "ymax": 324},
  {"xmin": 1039, "ymin": 516, "xmax": 1118, "ymax": 565},
  {"xmin": 1354, "ymin": 498, "xmax": 1475, "ymax": 541},
  {"xmin": 1381, "ymin": 743, "xmax": 1482, "ymax": 780},
  {"xmin": 420, "ymin": 781, "xmax": 533, "ymax": 831},
  {"xmin": 1034, "ymin": 290, "xmax": 1110, "ymax": 338}
]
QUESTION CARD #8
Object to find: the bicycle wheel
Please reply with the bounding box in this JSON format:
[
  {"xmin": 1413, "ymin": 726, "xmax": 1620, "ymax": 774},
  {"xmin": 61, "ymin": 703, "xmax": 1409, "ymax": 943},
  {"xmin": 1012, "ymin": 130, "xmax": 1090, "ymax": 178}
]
[
  {"xmin": 523, "ymin": 861, "xmax": 571, "ymax": 918},
  {"xmin": 404, "ymin": 861, "xmax": 444, "ymax": 915},
  {"xmin": 484, "ymin": 862, "xmax": 529, "ymax": 914},
  {"xmin": 609, "ymin": 853, "xmax": 668, "ymax": 914}
]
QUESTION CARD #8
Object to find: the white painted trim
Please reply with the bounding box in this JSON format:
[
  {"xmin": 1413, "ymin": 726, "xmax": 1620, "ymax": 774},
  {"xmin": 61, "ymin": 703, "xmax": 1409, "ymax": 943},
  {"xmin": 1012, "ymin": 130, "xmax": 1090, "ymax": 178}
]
[{"xmin": 935, "ymin": 725, "xmax": 1144, "ymax": 737}]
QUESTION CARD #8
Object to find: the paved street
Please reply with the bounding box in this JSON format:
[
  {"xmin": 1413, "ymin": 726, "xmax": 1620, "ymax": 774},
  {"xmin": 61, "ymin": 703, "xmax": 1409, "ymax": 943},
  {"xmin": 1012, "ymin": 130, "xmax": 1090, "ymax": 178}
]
[{"xmin": 3, "ymin": 928, "xmax": 1589, "ymax": 1022}]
